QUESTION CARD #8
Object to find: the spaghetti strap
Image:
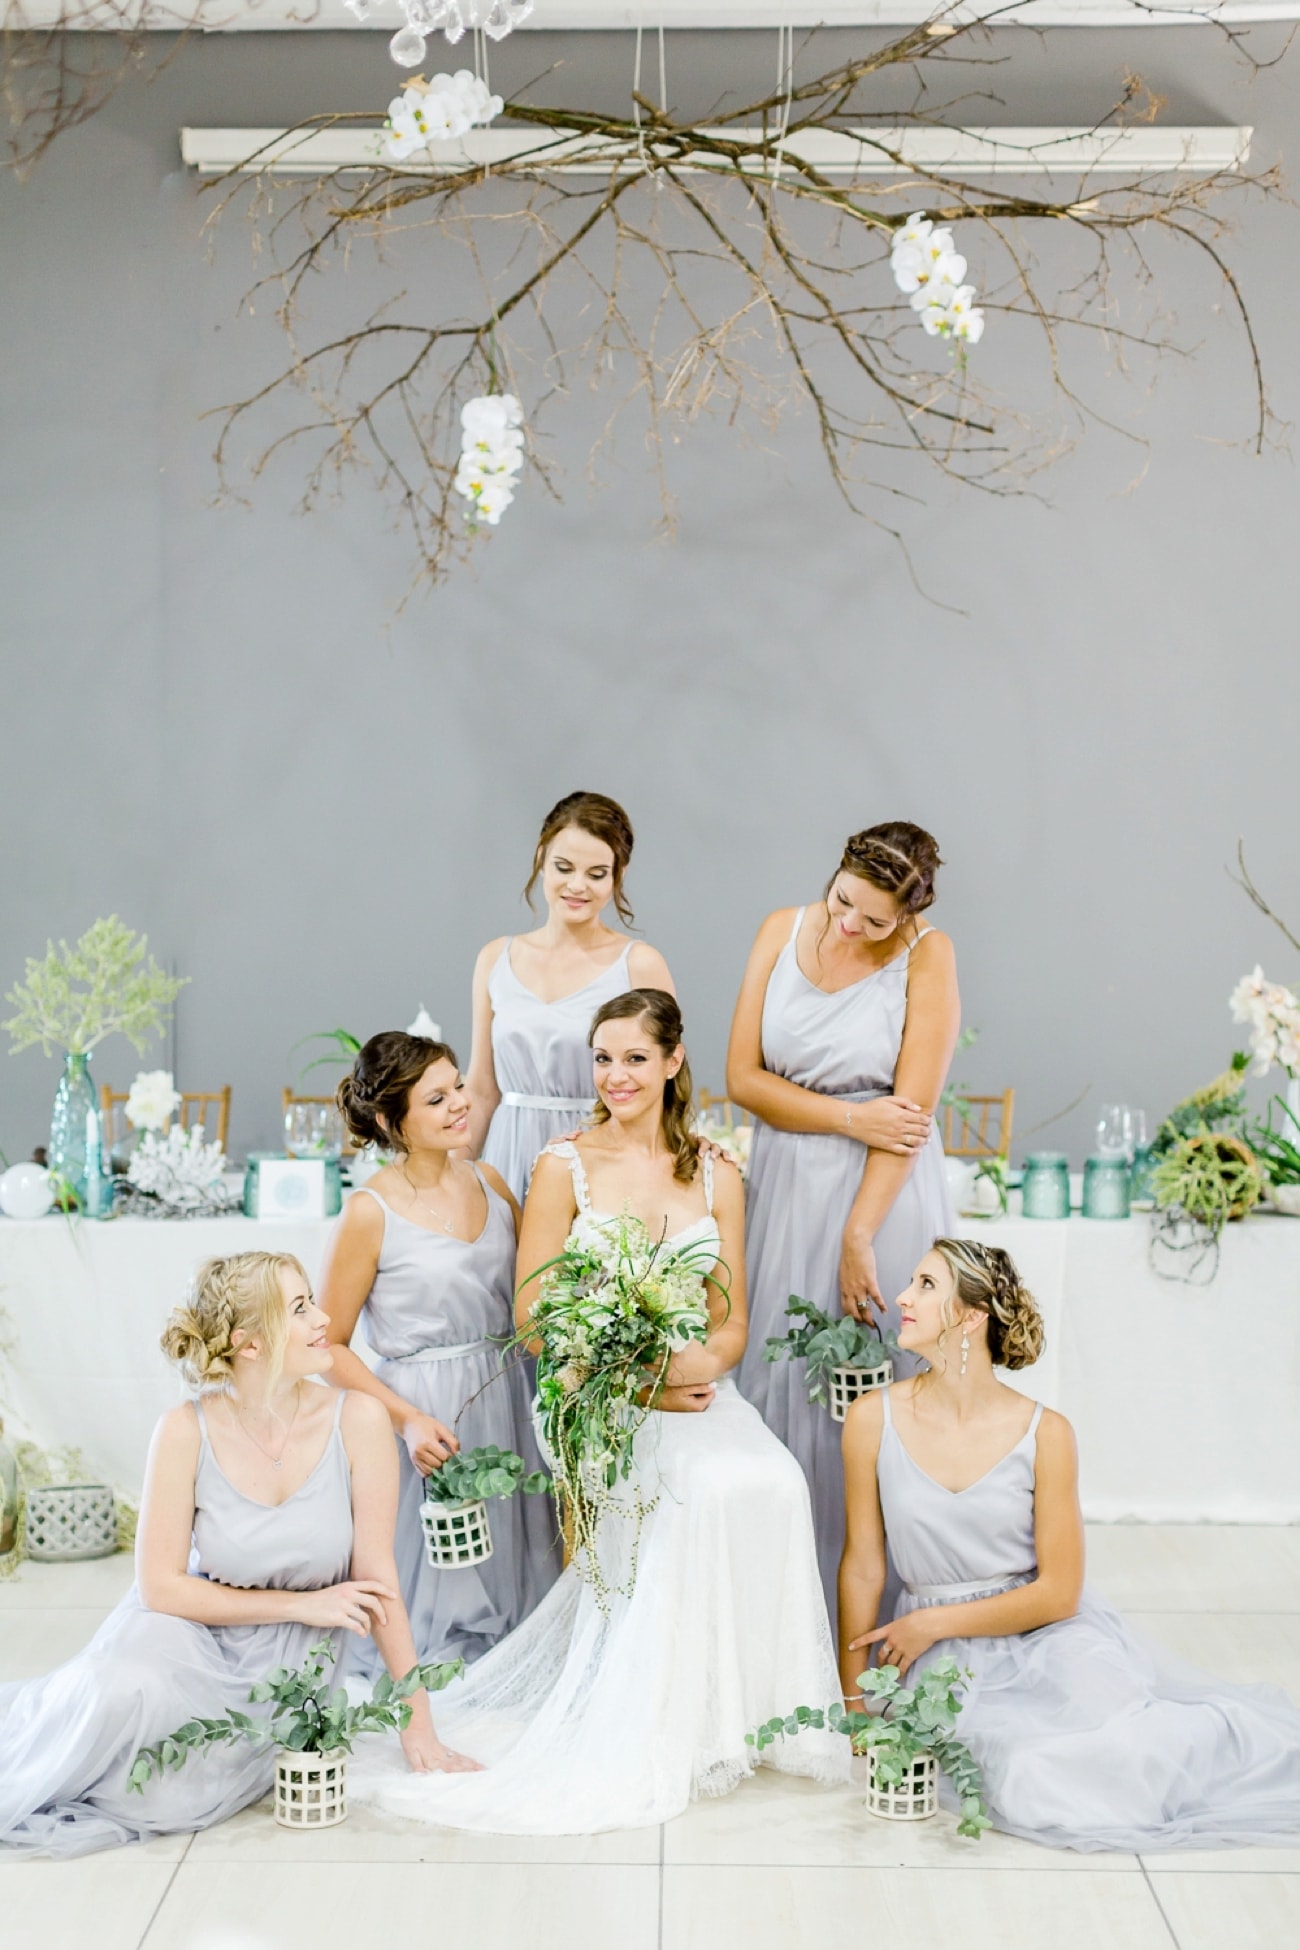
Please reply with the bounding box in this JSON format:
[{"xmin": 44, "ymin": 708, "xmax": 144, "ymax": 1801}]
[
  {"xmin": 881, "ymin": 1386, "xmax": 894, "ymax": 1428},
  {"xmin": 353, "ymin": 1183, "xmax": 389, "ymax": 1213},
  {"xmin": 702, "ymin": 1149, "xmax": 715, "ymax": 1214},
  {"xmin": 788, "ymin": 906, "xmax": 806, "ymax": 945},
  {"xmin": 544, "ymin": 1139, "xmax": 592, "ymax": 1215},
  {"xmin": 1027, "ymin": 1401, "xmax": 1044, "ymax": 1439},
  {"xmin": 193, "ymin": 1399, "xmax": 210, "ymax": 1444},
  {"xmin": 331, "ymin": 1389, "xmax": 347, "ymax": 1437}
]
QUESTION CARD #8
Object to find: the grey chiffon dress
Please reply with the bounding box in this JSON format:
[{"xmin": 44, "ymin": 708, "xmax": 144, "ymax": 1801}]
[
  {"xmin": 0, "ymin": 1393, "xmax": 355, "ymax": 1858},
  {"xmin": 737, "ymin": 908, "xmax": 955, "ymax": 1611},
  {"xmin": 350, "ymin": 1176, "xmax": 558, "ymax": 1673},
  {"xmin": 480, "ymin": 938, "xmax": 632, "ymax": 1201},
  {"xmin": 877, "ymin": 1387, "xmax": 1300, "ymax": 1850}
]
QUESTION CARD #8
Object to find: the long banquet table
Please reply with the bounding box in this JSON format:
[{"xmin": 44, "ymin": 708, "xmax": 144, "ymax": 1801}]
[{"xmin": 1, "ymin": 1204, "xmax": 1297, "ymax": 1521}]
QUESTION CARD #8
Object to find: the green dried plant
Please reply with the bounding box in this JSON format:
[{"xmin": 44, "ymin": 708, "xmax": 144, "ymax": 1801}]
[
  {"xmin": 1151, "ymin": 1126, "xmax": 1264, "ymax": 1237},
  {"xmin": 1151, "ymin": 1055, "xmax": 1249, "ymax": 1159},
  {"xmin": 4, "ymin": 917, "xmax": 187, "ymax": 1057}
]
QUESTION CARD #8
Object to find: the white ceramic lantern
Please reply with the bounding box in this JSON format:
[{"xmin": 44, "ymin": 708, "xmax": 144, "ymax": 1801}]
[
  {"xmin": 274, "ymin": 1749, "xmax": 347, "ymax": 1828},
  {"xmin": 420, "ymin": 1496, "xmax": 493, "ymax": 1568},
  {"xmin": 828, "ymin": 1360, "xmax": 893, "ymax": 1424}
]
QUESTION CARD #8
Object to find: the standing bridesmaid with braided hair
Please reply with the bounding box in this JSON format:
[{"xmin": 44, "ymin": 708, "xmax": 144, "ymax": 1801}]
[
  {"xmin": 728, "ymin": 822, "xmax": 960, "ymax": 1615},
  {"xmin": 464, "ymin": 791, "xmax": 675, "ymax": 1203}
]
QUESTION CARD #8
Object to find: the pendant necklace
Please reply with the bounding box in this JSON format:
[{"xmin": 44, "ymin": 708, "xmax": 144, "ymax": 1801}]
[
  {"xmin": 234, "ymin": 1383, "xmax": 301, "ymax": 1471},
  {"xmin": 401, "ymin": 1163, "xmax": 460, "ymax": 1236}
]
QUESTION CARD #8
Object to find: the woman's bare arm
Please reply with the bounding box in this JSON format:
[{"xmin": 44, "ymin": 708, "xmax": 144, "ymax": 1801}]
[
  {"xmin": 514, "ymin": 1149, "xmax": 580, "ymax": 1336},
  {"xmin": 465, "ymin": 939, "xmax": 506, "ymax": 1157},
  {"xmin": 838, "ymin": 1392, "xmax": 889, "ymax": 1700}
]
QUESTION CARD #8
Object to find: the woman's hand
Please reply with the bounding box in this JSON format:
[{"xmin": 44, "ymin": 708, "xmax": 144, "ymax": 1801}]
[
  {"xmin": 400, "ymin": 1722, "xmax": 484, "ymax": 1774},
  {"xmin": 402, "ymin": 1413, "xmax": 460, "ymax": 1475},
  {"xmin": 662, "ymin": 1340, "xmax": 716, "ymax": 1389},
  {"xmin": 655, "ymin": 1382, "xmax": 717, "ymax": 1414},
  {"xmin": 854, "ymin": 1097, "xmax": 932, "ymax": 1155},
  {"xmin": 839, "ymin": 1225, "xmax": 884, "ymax": 1322},
  {"xmin": 848, "ymin": 1610, "xmax": 939, "ymax": 1680},
  {"xmin": 296, "ymin": 1580, "xmax": 396, "ymax": 1637}
]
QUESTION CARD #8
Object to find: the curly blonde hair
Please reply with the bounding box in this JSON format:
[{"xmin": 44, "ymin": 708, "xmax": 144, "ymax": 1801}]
[
  {"xmin": 930, "ymin": 1237, "xmax": 1044, "ymax": 1371},
  {"xmin": 160, "ymin": 1252, "xmax": 305, "ymax": 1392}
]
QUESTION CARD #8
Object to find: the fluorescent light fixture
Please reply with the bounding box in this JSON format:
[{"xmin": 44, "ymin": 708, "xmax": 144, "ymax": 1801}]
[{"xmin": 181, "ymin": 123, "xmax": 1252, "ymax": 178}]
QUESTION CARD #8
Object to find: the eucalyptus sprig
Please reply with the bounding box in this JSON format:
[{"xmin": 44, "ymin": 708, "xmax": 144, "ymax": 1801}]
[
  {"xmin": 4, "ymin": 917, "xmax": 187, "ymax": 1058},
  {"xmin": 424, "ymin": 1444, "xmax": 551, "ymax": 1507},
  {"xmin": 129, "ymin": 1639, "xmax": 462, "ymax": 1790},
  {"xmin": 747, "ymin": 1656, "xmax": 990, "ymax": 1842},
  {"xmin": 763, "ymin": 1296, "xmax": 897, "ymax": 1409}
]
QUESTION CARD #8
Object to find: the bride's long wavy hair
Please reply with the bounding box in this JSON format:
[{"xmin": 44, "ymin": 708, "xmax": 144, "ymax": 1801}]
[{"xmin": 588, "ymin": 988, "xmax": 700, "ymax": 1185}]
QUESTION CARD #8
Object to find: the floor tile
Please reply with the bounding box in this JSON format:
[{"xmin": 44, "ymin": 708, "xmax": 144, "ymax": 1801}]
[
  {"xmin": 146, "ymin": 1862, "xmax": 659, "ymax": 1950},
  {"xmin": 0, "ymin": 1608, "xmax": 112, "ymax": 1680},
  {"xmin": 664, "ymin": 1763, "xmax": 1136, "ymax": 1871},
  {"xmin": 661, "ymin": 1865, "xmax": 1174, "ymax": 1950},
  {"xmin": 1144, "ymin": 1846, "xmax": 1300, "ymax": 1874},
  {"xmin": 0, "ymin": 1850, "xmax": 179, "ymax": 1950},
  {"xmin": 1086, "ymin": 1525, "xmax": 1300, "ymax": 1615},
  {"xmin": 0, "ymin": 1552, "xmax": 135, "ymax": 1611},
  {"xmin": 1132, "ymin": 1612, "xmax": 1300, "ymax": 1697},
  {"xmin": 1151, "ymin": 1871, "xmax": 1300, "ymax": 1948},
  {"xmin": 187, "ymin": 1795, "xmax": 660, "ymax": 1864}
]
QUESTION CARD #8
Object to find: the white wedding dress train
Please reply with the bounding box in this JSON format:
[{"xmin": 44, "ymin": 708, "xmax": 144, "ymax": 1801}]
[{"xmin": 349, "ymin": 1145, "xmax": 847, "ymax": 1832}]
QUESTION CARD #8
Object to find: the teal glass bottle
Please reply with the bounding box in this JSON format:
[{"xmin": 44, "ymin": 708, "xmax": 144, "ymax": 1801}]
[
  {"xmin": 1082, "ymin": 1155, "xmax": 1131, "ymax": 1220},
  {"xmin": 1021, "ymin": 1152, "xmax": 1070, "ymax": 1220},
  {"xmin": 48, "ymin": 1051, "xmax": 103, "ymax": 1209}
]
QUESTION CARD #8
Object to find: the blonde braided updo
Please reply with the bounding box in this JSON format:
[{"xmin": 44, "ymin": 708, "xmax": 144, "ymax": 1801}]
[
  {"xmin": 160, "ymin": 1252, "xmax": 305, "ymax": 1392},
  {"xmin": 931, "ymin": 1237, "xmax": 1044, "ymax": 1371}
]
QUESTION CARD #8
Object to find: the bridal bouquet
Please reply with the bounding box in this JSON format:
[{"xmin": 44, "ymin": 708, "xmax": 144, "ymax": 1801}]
[{"xmin": 512, "ymin": 1213, "xmax": 724, "ymax": 1600}]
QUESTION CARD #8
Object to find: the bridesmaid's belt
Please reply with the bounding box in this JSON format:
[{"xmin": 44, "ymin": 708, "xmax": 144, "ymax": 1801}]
[
  {"xmin": 384, "ymin": 1339, "xmax": 496, "ymax": 1365},
  {"xmin": 905, "ymin": 1573, "xmax": 1032, "ymax": 1602},
  {"xmin": 501, "ymin": 1091, "xmax": 593, "ymax": 1113}
]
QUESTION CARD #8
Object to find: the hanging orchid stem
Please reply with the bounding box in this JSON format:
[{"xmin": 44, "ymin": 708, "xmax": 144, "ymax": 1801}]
[{"xmin": 6, "ymin": 6, "xmax": 1280, "ymax": 599}]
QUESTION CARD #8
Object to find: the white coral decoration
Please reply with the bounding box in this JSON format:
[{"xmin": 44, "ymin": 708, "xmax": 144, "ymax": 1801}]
[
  {"xmin": 124, "ymin": 1069, "xmax": 181, "ymax": 1133},
  {"xmin": 384, "ymin": 71, "xmax": 503, "ymax": 162},
  {"xmin": 127, "ymin": 1126, "xmax": 229, "ymax": 1210},
  {"xmin": 455, "ymin": 392, "xmax": 525, "ymax": 528},
  {"xmin": 1230, "ymin": 967, "xmax": 1300, "ymax": 1076},
  {"xmin": 891, "ymin": 212, "xmax": 985, "ymax": 351}
]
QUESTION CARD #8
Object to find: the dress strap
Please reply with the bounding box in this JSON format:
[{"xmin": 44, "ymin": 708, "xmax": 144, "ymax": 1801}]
[
  {"xmin": 788, "ymin": 906, "xmax": 806, "ymax": 945},
  {"xmin": 544, "ymin": 1139, "xmax": 592, "ymax": 1215},
  {"xmin": 880, "ymin": 1385, "xmax": 894, "ymax": 1427},
  {"xmin": 331, "ymin": 1389, "xmax": 348, "ymax": 1439},
  {"xmin": 1027, "ymin": 1400, "xmax": 1044, "ymax": 1439},
  {"xmin": 353, "ymin": 1183, "xmax": 389, "ymax": 1214},
  {"xmin": 194, "ymin": 1398, "xmax": 211, "ymax": 1444},
  {"xmin": 702, "ymin": 1148, "xmax": 715, "ymax": 1214}
]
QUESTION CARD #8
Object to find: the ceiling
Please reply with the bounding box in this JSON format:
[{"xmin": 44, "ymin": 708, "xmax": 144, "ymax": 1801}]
[{"xmin": 13, "ymin": 0, "xmax": 1300, "ymax": 27}]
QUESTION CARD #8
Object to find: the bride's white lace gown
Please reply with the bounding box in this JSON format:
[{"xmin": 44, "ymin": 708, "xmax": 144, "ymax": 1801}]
[{"xmin": 349, "ymin": 1142, "xmax": 847, "ymax": 1832}]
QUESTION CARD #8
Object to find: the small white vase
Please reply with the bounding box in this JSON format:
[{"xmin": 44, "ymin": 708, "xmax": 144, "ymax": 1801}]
[
  {"xmin": 828, "ymin": 1361, "xmax": 894, "ymax": 1424},
  {"xmin": 420, "ymin": 1496, "xmax": 494, "ymax": 1568},
  {"xmin": 274, "ymin": 1749, "xmax": 347, "ymax": 1828},
  {"xmin": 866, "ymin": 1748, "xmax": 938, "ymax": 1821},
  {"xmin": 1271, "ymin": 1182, "xmax": 1300, "ymax": 1217},
  {"xmin": 24, "ymin": 1484, "xmax": 118, "ymax": 1561}
]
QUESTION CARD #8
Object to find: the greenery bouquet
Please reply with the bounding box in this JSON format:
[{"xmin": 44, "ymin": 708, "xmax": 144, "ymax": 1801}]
[
  {"xmin": 764, "ymin": 1296, "xmax": 898, "ymax": 1410},
  {"xmin": 423, "ymin": 1444, "xmax": 551, "ymax": 1507},
  {"xmin": 748, "ymin": 1656, "xmax": 990, "ymax": 1841},
  {"xmin": 511, "ymin": 1212, "xmax": 725, "ymax": 1600}
]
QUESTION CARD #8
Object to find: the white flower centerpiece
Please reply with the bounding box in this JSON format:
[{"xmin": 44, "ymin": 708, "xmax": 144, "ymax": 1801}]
[{"xmin": 121, "ymin": 1078, "xmax": 239, "ymax": 1219}]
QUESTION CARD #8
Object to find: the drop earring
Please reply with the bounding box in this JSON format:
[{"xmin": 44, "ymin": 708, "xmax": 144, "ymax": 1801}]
[{"xmin": 960, "ymin": 1329, "xmax": 970, "ymax": 1378}]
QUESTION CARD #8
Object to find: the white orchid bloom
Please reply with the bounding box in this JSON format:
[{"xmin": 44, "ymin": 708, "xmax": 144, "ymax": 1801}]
[
  {"xmin": 125, "ymin": 1069, "xmax": 182, "ymax": 1132},
  {"xmin": 468, "ymin": 478, "xmax": 516, "ymax": 523},
  {"xmin": 889, "ymin": 239, "xmax": 933, "ymax": 294},
  {"xmin": 946, "ymin": 286, "xmax": 985, "ymax": 343},
  {"xmin": 1229, "ymin": 966, "xmax": 1269, "ymax": 1023},
  {"xmin": 384, "ymin": 90, "xmax": 438, "ymax": 161},
  {"xmin": 447, "ymin": 69, "xmax": 504, "ymax": 126},
  {"xmin": 461, "ymin": 393, "xmax": 523, "ymax": 441},
  {"xmin": 892, "ymin": 212, "xmax": 934, "ymax": 251}
]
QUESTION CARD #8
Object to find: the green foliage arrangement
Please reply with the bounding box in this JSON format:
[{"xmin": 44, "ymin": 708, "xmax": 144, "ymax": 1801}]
[
  {"xmin": 424, "ymin": 1444, "xmax": 551, "ymax": 1507},
  {"xmin": 294, "ymin": 1028, "xmax": 362, "ymax": 1080},
  {"xmin": 1151, "ymin": 1056, "xmax": 1249, "ymax": 1159},
  {"xmin": 129, "ymin": 1639, "xmax": 462, "ymax": 1791},
  {"xmin": 1250, "ymin": 1097, "xmax": 1300, "ymax": 1189},
  {"xmin": 764, "ymin": 1296, "xmax": 897, "ymax": 1408},
  {"xmin": 1151, "ymin": 1128, "xmax": 1264, "ymax": 1236},
  {"xmin": 3, "ymin": 917, "xmax": 187, "ymax": 1058},
  {"xmin": 748, "ymin": 1656, "xmax": 990, "ymax": 1841}
]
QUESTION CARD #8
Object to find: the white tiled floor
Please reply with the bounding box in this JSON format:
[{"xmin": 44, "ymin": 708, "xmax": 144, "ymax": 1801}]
[{"xmin": 3, "ymin": 1526, "xmax": 1300, "ymax": 1950}]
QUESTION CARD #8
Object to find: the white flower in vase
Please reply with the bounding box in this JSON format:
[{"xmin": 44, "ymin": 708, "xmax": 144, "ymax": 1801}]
[
  {"xmin": 1231, "ymin": 966, "xmax": 1300, "ymax": 1075},
  {"xmin": 124, "ymin": 1070, "xmax": 182, "ymax": 1132}
]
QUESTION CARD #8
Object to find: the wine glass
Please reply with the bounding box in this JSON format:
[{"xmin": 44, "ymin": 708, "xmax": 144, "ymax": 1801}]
[
  {"xmin": 284, "ymin": 1103, "xmax": 345, "ymax": 1160},
  {"xmin": 1095, "ymin": 1104, "xmax": 1131, "ymax": 1162}
]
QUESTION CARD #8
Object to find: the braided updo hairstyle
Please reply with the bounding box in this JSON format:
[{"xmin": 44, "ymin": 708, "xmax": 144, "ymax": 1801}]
[
  {"xmin": 931, "ymin": 1237, "xmax": 1045, "ymax": 1371},
  {"xmin": 337, "ymin": 1030, "xmax": 458, "ymax": 1156},
  {"xmin": 588, "ymin": 988, "xmax": 699, "ymax": 1184},
  {"xmin": 827, "ymin": 821, "xmax": 943, "ymax": 922},
  {"xmin": 160, "ymin": 1252, "xmax": 305, "ymax": 1392}
]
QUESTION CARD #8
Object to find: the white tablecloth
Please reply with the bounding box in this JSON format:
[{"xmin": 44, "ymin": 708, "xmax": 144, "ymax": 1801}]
[{"xmin": 1, "ymin": 1208, "xmax": 1297, "ymax": 1520}]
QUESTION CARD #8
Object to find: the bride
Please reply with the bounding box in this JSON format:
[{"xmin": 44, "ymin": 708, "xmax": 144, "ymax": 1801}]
[{"xmin": 350, "ymin": 987, "xmax": 846, "ymax": 1832}]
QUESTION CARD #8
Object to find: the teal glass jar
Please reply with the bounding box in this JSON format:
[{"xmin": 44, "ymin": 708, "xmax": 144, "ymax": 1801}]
[
  {"xmin": 1021, "ymin": 1152, "xmax": 1070, "ymax": 1220},
  {"xmin": 1082, "ymin": 1154, "xmax": 1131, "ymax": 1220},
  {"xmin": 48, "ymin": 1051, "xmax": 105, "ymax": 1211},
  {"xmin": 1128, "ymin": 1144, "xmax": 1156, "ymax": 1210}
]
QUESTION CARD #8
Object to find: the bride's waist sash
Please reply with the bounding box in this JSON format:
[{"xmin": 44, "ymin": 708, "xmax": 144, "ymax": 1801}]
[{"xmin": 904, "ymin": 1571, "xmax": 1035, "ymax": 1604}]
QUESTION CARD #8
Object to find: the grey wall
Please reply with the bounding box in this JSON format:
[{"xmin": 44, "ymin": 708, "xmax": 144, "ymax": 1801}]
[{"xmin": 2, "ymin": 23, "xmax": 1298, "ymax": 1167}]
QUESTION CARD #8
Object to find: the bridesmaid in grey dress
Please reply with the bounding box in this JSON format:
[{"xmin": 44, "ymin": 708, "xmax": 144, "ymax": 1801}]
[
  {"xmin": 325, "ymin": 1032, "xmax": 558, "ymax": 1669},
  {"xmin": 0, "ymin": 1251, "xmax": 475, "ymax": 1857},
  {"xmin": 466, "ymin": 790, "xmax": 674, "ymax": 1201},
  {"xmin": 841, "ymin": 1239, "xmax": 1300, "ymax": 1850},
  {"xmin": 729, "ymin": 823, "xmax": 959, "ymax": 1612}
]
